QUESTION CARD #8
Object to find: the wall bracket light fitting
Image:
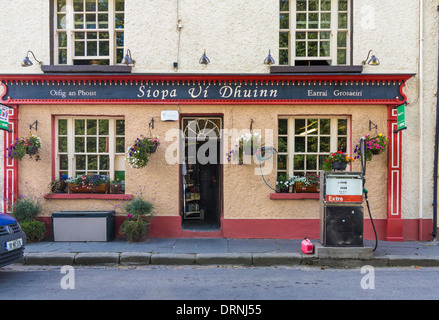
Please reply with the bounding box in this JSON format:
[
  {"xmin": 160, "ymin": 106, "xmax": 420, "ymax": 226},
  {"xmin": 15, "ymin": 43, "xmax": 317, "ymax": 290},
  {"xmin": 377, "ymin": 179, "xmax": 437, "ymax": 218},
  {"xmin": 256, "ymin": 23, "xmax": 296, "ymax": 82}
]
[
  {"xmin": 21, "ymin": 50, "xmax": 43, "ymax": 67},
  {"xmin": 369, "ymin": 120, "xmax": 377, "ymax": 131},
  {"xmin": 30, "ymin": 120, "xmax": 38, "ymax": 131}
]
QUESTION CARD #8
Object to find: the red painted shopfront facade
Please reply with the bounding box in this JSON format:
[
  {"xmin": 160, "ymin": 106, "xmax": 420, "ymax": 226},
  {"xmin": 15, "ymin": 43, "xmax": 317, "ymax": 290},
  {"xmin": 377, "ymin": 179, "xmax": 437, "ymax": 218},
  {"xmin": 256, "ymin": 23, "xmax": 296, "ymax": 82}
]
[{"xmin": 1, "ymin": 72, "xmax": 421, "ymax": 241}]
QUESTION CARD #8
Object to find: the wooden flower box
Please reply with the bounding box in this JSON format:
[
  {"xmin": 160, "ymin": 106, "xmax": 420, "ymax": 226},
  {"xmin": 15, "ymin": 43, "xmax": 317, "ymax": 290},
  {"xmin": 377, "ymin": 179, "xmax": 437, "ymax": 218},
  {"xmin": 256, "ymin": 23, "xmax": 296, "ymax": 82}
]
[
  {"xmin": 295, "ymin": 182, "xmax": 320, "ymax": 193},
  {"xmin": 68, "ymin": 183, "xmax": 109, "ymax": 194}
]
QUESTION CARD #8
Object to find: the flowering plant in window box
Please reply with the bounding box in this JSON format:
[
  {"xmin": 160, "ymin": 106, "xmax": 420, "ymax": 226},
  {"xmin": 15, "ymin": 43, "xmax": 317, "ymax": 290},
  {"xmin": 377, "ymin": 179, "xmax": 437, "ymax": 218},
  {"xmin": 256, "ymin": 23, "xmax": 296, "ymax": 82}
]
[
  {"xmin": 295, "ymin": 173, "xmax": 320, "ymax": 193},
  {"xmin": 66, "ymin": 174, "xmax": 109, "ymax": 193},
  {"xmin": 354, "ymin": 134, "xmax": 389, "ymax": 161},
  {"xmin": 6, "ymin": 133, "xmax": 41, "ymax": 161},
  {"xmin": 126, "ymin": 135, "xmax": 160, "ymax": 169},
  {"xmin": 226, "ymin": 132, "xmax": 262, "ymax": 165},
  {"xmin": 322, "ymin": 151, "xmax": 355, "ymax": 171}
]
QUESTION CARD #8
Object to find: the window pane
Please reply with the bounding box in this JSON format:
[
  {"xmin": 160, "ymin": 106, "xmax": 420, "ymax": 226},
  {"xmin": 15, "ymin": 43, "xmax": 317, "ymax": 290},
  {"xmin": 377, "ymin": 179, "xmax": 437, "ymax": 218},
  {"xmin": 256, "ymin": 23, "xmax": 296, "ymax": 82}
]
[
  {"xmin": 75, "ymin": 119, "xmax": 85, "ymax": 135},
  {"xmin": 86, "ymin": 14, "xmax": 97, "ymax": 29},
  {"xmin": 320, "ymin": 13, "xmax": 331, "ymax": 28},
  {"xmin": 98, "ymin": 13, "xmax": 108, "ymax": 28},
  {"xmin": 295, "ymin": 137, "xmax": 305, "ymax": 152},
  {"xmin": 308, "ymin": 13, "xmax": 318, "ymax": 29},
  {"xmin": 280, "ymin": 0, "xmax": 289, "ymax": 11},
  {"xmin": 338, "ymin": 137, "xmax": 347, "ymax": 152},
  {"xmin": 279, "ymin": 49, "xmax": 289, "ymax": 65},
  {"xmin": 75, "ymin": 41, "xmax": 85, "ymax": 56},
  {"xmin": 88, "ymin": 155, "xmax": 98, "ymax": 170},
  {"xmin": 320, "ymin": 41, "xmax": 330, "ymax": 57},
  {"xmin": 57, "ymin": 0, "xmax": 67, "ymax": 12},
  {"xmin": 115, "ymin": 0, "xmax": 124, "ymax": 11},
  {"xmin": 100, "ymin": 155, "xmax": 109, "ymax": 170},
  {"xmin": 278, "ymin": 137, "xmax": 288, "ymax": 153},
  {"xmin": 337, "ymin": 32, "xmax": 347, "ymax": 47},
  {"xmin": 99, "ymin": 137, "xmax": 109, "ymax": 153},
  {"xmin": 307, "ymin": 136, "xmax": 318, "ymax": 152},
  {"xmin": 76, "ymin": 155, "xmax": 86, "ymax": 170},
  {"xmin": 296, "ymin": 13, "xmax": 306, "ymax": 29},
  {"xmin": 87, "ymin": 41, "xmax": 97, "ymax": 56},
  {"xmin": 338, "ymin": 119, "xmax": 347, "ymax": 135},
  {"xmin": 296, "ymin": 32, "xmax": 306, "ymax": 40},
  {"xmin": 309, "ymin": 0, "xmax": 318, "ymax": 11},
  {"xmin": 321, "ymin": 0, "xmax": 331, "ymax": 11},
  {"xmin": 98, "ymin": 0, "xmax": 109, "ymax": 11},
  {"xmin": 116, "ymin": 119, "xmax": 125, "ymax": 135},
  {"xmin": 297, "ymin": 0, "xmax": 307, "ymax": 11},
  {"xmin": 74, "ymin": 14, "xmax": 84, "ymax": 29},
  {"xmin": 87, "ymin": 119, "xmax": 97, "ymax": 135},
  {"xmin": 320, "ymin": 31, "xmax": 330, "ymax": 39},
  {"xmin": 337, "ymin": 49, "xmax": 346, "ymax": 65},
  {"xmin": 116, "ymin": 137, "xmax": 125, "ymax": 153},
  {"xmin": 87, "ymin": 137, "xmax": 97, "ymax": 152},
  {"xmin": 278, "ymin": 119, "xmax": 288, "ymax": 135},
  {"xmin": 99, "ymin": 41, "xmax": 110, "ymax": 55},
  {"xmin": 320, "ymin": 137, "xmax": 330, "ymax": 152},
  {"xmin": 280, "ymin": 13, "xmax": 289, "ymax": 29},
  {"xmin": 295, "ymin": 119, "xmax": 306, "ymax": 135},
  {"xmin": 294, "ymin": 155, "xmax": 304, "ymax": 170},
  {"xmin": 308, "ymin": 119, "xmax": 318, "ymax": 133},
  {"xmin": 306, "ymin": 155, "xmax": 317, "ymax": 170},
  {"xmin": 279, "ymin": 32, "xmax": 289, "ymax": 48},
  {"xmin": 58, "ymin": 49, "xmax": 67, "ymax": 64},
  {"xmin": 75, "ymin": 137, "xmax": 85, "ymax": 152},
  {"xmin": 75, "ymin": 32, "xmax": 85, "ymax": 39},
  {"xmin": 99, "ymin": 119, "xmax": 109, "ymax": 134},
  {"xmin": 60, "ymin": 154, "xmax": 68, "ymax": 170},
  {"xmin": 339, "ymin": 0, "xmax": 348, "ymax": 11},
  {"xmin": 86, "ymin": 0, "xmax": 96, "ymax": 11},
  {"xmin": 277, "ymin": 155, "xmax": 287, "ymax": 170},
  {"xmin": 57, "ymin": 14, "xmax": 66, "ymax": 29},
  {"xmin": 115, "ymin": 13, "xmax": 124, "ymax": 29},
  {"xmin": 58, "ymin": 119, "xmax": 67, "ymax": 135},
  {"xmin": 58, "ymin": 137, "xmax": 67, "ymax": 153},
  {"xmin": 296, "ymin": 41, "xmax": 306, "ymax": 57},
  {"xmin": 73, "ymin": 0, "xmax": 83, "ymax": 11},
  {"xmin": 320, "ymin": 119, "xmax": 330, "ymax": 135},
  {"xmin": 116, "ymin": 32, "xmax": 124, "ymax": 46},
  {"xmin": 338, "ymin": 12, "xmax": 348, "ymax": 29},
  {"xmin": 58, "ymin": 32, "xmax": 67, "ymax": 47},
  {"xmin": 308, "ymin": 41, "xmax": 318, "ymax": 56}
]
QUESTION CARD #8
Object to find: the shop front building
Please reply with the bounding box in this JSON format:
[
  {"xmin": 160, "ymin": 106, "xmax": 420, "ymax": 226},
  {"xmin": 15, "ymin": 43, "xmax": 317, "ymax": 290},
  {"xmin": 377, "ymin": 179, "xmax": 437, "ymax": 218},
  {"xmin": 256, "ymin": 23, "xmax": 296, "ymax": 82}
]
[{"xmin": 0, "ymin": 0, "xmax": 436, "ymax": 241}]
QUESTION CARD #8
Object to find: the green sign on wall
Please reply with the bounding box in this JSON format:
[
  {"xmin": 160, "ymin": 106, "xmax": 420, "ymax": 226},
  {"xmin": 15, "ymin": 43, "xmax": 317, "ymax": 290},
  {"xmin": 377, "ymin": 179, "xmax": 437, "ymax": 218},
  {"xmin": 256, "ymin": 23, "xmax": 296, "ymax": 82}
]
[
  {"xmin": 0, "ymin": 104, "xmax": 9, "ymax": 131},
  {"xmin": 395, "ymin": 104, "xmax": 407, "ymax": 132}
]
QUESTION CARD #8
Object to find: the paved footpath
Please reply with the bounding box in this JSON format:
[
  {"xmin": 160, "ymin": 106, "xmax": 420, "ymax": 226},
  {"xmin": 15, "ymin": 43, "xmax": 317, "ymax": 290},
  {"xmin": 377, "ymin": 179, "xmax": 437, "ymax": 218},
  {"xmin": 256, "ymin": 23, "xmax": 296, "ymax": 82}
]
[{"xmin": 20, "ymin": 238, "xmax": 439, "ymax": 268}]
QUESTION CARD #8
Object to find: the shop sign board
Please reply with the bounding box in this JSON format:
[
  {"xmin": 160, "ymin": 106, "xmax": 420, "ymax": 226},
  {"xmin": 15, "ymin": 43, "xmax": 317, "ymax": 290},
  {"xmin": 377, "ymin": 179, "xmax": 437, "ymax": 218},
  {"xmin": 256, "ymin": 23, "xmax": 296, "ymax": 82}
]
[
  {"xmin": 0, "ymin": 104, "xmax": 9, "ymax": 131},
  {"xmin": 1, "ymin": 78, "xmax": 405, "ymax": 104},
  {"xmin": 395, "ymin": 103, "xmax": 407, "ymax": 132}
]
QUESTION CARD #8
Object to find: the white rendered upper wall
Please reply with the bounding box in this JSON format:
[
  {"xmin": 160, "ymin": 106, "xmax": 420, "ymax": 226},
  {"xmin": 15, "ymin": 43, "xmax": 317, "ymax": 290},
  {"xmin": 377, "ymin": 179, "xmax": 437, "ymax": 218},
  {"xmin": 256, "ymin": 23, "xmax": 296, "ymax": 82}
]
[{"xmin": 0, "ymin": 0, "xmax": 431, "ymax": 74}]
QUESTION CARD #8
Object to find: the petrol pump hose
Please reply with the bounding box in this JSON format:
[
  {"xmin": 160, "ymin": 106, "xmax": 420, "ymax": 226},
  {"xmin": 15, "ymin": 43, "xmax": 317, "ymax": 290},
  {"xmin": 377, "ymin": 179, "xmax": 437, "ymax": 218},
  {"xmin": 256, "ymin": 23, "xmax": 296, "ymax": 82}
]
[{"xmin": 360, "ymin": 137, "xmax": 378, "ymax": 252}]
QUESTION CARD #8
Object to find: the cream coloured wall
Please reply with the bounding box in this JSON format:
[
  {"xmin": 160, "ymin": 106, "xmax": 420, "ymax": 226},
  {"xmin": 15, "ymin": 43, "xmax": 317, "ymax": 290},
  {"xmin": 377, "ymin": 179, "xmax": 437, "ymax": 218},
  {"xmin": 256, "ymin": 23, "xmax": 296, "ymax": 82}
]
[{"xmin": 18, "ymin": 103, "xmax": 387, "ymax": 221}]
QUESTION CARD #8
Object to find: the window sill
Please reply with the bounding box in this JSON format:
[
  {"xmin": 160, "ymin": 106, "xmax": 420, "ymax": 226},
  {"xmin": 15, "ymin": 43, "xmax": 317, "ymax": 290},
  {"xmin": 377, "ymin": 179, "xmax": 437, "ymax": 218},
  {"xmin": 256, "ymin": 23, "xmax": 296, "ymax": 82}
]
[
  {"xmin": 270, "ymin": 193, "xmax": 320, "ymax": 200},
  {"xmin": 269, "ymin": 65, "xmax": 363, "ymax": 74},
  {"xmin": 41, "ymin": 65, "xmax": 132, "ymax": 73},
  {"xmin": 43, "ymin": 193, "xmax": 132, "ymax": 200}
]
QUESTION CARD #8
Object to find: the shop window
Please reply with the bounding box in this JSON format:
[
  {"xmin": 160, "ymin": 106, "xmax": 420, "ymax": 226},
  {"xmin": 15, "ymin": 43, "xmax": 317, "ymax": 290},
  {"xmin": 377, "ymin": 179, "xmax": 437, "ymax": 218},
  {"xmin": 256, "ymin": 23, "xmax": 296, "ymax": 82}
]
[
  {"xmin": 279, "ymin": 0, "xmax": 350, "ymax": 66},
  {"xmin": 277, "ymin": 117, "xmax": 349, "ymax": 180},
  {"xmin": 55, "ymin": 117, "xmax": 125, "ymax": 180},
  {"xmin": 54, "ymin": 0, "xmax": 124, "ymax": 65}
]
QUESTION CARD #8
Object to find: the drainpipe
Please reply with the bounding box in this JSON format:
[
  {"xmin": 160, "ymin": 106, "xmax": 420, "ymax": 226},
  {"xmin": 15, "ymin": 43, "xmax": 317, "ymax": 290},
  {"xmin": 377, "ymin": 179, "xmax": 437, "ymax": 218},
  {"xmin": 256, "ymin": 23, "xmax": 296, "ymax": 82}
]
[
  {"xmin": 419, "ymin": 0, "xmax": 424, "ymax": 241},
  {"xmin": 433, "ymin": 5, "xmax": 439, "ymax": 240}
]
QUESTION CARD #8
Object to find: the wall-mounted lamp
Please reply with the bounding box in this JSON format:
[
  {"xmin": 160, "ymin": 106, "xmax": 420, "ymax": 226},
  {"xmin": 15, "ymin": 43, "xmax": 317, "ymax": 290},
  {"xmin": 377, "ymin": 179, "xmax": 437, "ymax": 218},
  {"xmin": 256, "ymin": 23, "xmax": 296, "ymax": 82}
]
[
  {"xmin": 199, "ymin": 50, "xmax": 210, "ymax": 65},
  {"xmin": 21, "ymin": 50, "xmax": 43, "ymax": 67},
  {"xmin": 264, "ymin": 50, "xmax": 275, "ymax": 65},
  {"xmin": 362, "ymin": 50, "xmax": 380, "ymax": 66},
  {"xmin": 121, "ymin": 49, "xmax": 135, "ymax": 66}
]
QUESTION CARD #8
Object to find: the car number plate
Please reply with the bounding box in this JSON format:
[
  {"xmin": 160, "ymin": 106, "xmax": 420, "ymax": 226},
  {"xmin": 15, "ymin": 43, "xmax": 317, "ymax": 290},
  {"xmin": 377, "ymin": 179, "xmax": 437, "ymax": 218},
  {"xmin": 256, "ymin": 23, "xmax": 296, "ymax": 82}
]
[{"xmin": 5, "ymin": 238, "xmax": 23, "ymax": 251}]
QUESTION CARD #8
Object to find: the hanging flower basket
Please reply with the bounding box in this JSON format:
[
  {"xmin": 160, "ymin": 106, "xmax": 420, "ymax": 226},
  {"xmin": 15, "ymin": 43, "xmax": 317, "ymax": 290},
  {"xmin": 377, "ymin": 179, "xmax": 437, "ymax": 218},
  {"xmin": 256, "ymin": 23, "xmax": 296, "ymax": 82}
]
[
  {"xmin": 6, "ymin": 133, "xmax": 41, "ymax": 161},
  {"xmin": 226, "ymin": 132, "xmax": 262, "ymax": 165},
  {"xmin": 354, "ymin": 134, "xmax": 389, "ymax": 161},
  {"xmin": 322, "ymin": 151, "xmax": 354, "ymax": 171},
  {"xmin": 126, "ymin": 135, "xmax": 160, "ymax": 168}
]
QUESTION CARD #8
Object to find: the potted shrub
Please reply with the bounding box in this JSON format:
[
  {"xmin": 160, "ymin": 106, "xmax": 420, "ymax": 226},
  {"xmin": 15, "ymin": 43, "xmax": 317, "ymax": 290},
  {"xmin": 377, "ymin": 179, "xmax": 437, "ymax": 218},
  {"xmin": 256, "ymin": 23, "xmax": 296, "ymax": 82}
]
[
  {"xmin": 354, "ymin": 133, "xmax": 389, "ymax": 161},
  {"xmin": 276, "ymin": 176, "xmax": 291, "ymax": 193},
  {"xmin": 126, "ymin": 134, "xmax": 160, "ymax": 168},
  {"xmin": 50, "ymin": 178, "xmax": 67, "ymax": 193},
  {"xmin": 6, "ymin": 133, "xmax": 41, "ymax": 161},
  {"xmin": 296, "ymin": 173, "xmax": 320, "ymax": 193},
  {"xmin": 118, "ymin": 190, "xmax": 155, "ymax": 242},
  {"xmin": 322, "ymin": 151, "xmax": 355, "ymax": 171},
  {"xmin": 66, "ymin": 174, "xmax": 109, "ymax": 193},
  {"xmin": 110, "ymin": 179, "xmax": 123, "ymax": 194},
  {"xmin": 10, "ymin": 191, "xmax": 45, "ymax": 243}
]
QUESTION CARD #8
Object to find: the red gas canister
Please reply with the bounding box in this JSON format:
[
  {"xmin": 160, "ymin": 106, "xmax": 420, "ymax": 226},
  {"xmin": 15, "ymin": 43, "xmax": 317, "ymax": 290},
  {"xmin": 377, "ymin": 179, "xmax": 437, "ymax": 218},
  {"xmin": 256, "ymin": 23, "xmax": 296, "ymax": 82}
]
[{"xmin": 301, "ymin": 238, "xmax": 314, "ymax": 254}]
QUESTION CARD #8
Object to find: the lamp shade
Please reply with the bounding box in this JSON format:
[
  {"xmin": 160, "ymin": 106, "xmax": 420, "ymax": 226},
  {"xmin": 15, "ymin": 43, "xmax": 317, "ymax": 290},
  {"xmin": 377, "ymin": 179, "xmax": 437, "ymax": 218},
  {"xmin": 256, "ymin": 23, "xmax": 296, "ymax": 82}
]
[{"xmin": 199, "ymin": 50, "xmax": 210, "ymax": 65}]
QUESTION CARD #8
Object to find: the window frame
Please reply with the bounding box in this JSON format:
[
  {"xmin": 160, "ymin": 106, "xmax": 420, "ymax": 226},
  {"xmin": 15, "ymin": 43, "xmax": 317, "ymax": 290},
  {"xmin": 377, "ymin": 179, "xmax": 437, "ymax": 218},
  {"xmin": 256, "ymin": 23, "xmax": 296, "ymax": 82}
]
[
  {"xmin": 53, "ymin": 0, "xmax": 124, "ymax": 66},
  {"xmin": 277, "ymin": 116, "xmax": 351, "ymax": 179},
  {"xmin": 54, "ymin": 116, "xmax": 125, "ymax": 181},
  {"xmin": 279, "ymin": 0, "xmax": 352, "ymax": 66}
]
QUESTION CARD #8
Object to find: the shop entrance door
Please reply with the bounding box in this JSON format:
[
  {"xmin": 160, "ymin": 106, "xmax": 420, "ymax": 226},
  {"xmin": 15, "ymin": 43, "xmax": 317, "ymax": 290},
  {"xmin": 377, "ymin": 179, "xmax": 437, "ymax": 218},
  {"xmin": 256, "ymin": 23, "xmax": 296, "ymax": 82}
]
[{"xmin": 181, "ymin": 117, "xmax": 222, "ymax": 231}]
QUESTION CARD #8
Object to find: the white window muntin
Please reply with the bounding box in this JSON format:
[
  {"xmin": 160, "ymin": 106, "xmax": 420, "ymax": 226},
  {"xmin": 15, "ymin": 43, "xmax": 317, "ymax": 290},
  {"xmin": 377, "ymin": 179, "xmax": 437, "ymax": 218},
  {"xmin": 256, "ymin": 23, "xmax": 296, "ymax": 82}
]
[
  {"xmin": 277, "ymin": 116, "xmax": 350, "ymax": 179},
  {"xmin": 55, "ymin": 117, "xmax": 125, "ymax": 180}
]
